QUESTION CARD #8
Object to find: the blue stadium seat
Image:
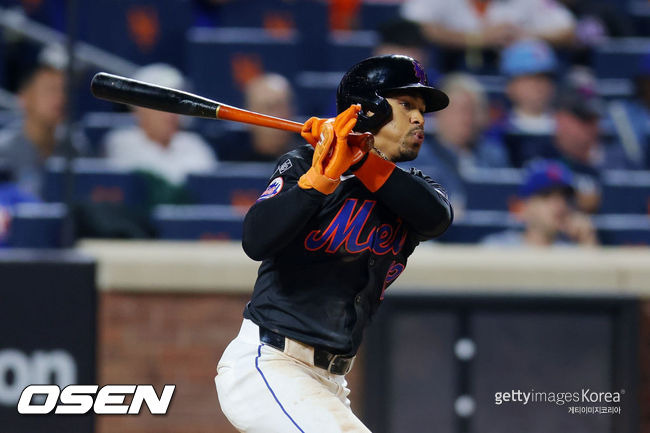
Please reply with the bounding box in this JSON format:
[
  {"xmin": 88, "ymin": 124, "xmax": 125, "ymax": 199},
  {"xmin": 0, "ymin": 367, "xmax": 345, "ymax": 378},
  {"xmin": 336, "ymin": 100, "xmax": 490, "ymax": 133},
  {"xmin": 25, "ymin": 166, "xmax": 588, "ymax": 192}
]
[
  {"xmin": 7, "ymin": 203, "xmax": 66, "ymax": 248},
  {"xmin": 216, "ymin": 0, "xmax": 325, "ymax": 29},
  {"xmin": 436, "ymin": 210, "xmax": 522, "ymax": 244},
  {"xmin": 208, "ymin": 126, "xmax": 253, "ymax": 162},
  {"xmin": 461, "ymin": 167, "xmax": 522, "ymax": 212},
  {"xmin": 437, "ymin": 210, "xmax": 650, "ymax": 246},
  {"xmin": 294, "ymin": 71, "xmax": 342, "ymax": 117},
  {"xmin": 1, "ymin": 0, "xmax": 66, "ymax": 31},
  {"xmin": 601, "ymin": 170, "xmax": 650, "ymax": 214},
  {"xmin": 629, "ymin": 3, "xmax": 650, "ymax": 36},
  {"xmin": 218, "ymin": 0, "xmax": 295, "ymax": 27},
  {"xmin": 358, "ymin": 2, "xmax": 401, "ymax": 30},
  {"xmin": 152, "ymin": 204, "xmax": 245, "ymax": 240},
  {"xmin": 80, "ymin": 112, "xmax": 135, "ymax": 155},
  {"xmin": 186, "ymin": 163, "xmax": 273, "ymax": 206},
  {"xmin": 186, "ymin": 27, "xmax": 300, "ymax": 109},
  {"xmin": 78, "ymin": 0, "xmax": 191, "ymax": 68},
  {"xmin": 594, "ymin": 214, "xmax": 650, "ymax": 245},
  {"xmin": 42, "ymin": 158, "xmax": 145, "ymax": 205},
  {"xmin": 593, "ymin": 38, "xmax": 650, "ymax": 79},
  {"xmin": 503, "ymin": 132, "xmax": 555, "ymax": 168},
  {"xmin": 215, "ymin": 1, "xmax": 329, "ymax": 70},
  {"xmin": 326, "ymin": 31, "xmax": 376, "ymax": 71}
]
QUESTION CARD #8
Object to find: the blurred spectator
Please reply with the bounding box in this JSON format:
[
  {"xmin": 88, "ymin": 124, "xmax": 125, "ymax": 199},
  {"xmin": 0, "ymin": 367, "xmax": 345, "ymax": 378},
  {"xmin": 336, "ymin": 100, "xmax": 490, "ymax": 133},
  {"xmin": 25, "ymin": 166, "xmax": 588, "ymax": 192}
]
[
  {"xmin": 482, "ymin": 160, "xmax": 597, "ymax": 246},
  {"xmin": 539, "ymin": 88, "xmax": 627, "ymax": 213},
  {"xmin": 0, "ymin": 159, "xmax": 40, "ymax": 246},
  {"xmin": 558, "ymin": 0, "xmax": 633, "ymax": 47},
  {"xmin": 412, "ymin": 73, "xmax": 510, "ymax": 212},
  {"xmin": 501, "ymin": 39, "xmax": 558, "ymax": 135},
  {"xmin": 219, "ymin": 73, "xmax": 299, "ymax": 162},
  {"xmin": 374, "ymin": 19, "xmax": 432, "ymax": 71},
  {"xmin": 0, "ymin": 44, "xmax": 87, "ymax": 198},
  {"xmin": 400, "ymin": 0, "xmax": 575, "ymax": 49},
  {"xmin": 104, "ymin": 64, "xmax": 217, "ymax": 204},
  {"xmin": 607, "ymin": 52, "xmax": 650, "ymax": 169}
]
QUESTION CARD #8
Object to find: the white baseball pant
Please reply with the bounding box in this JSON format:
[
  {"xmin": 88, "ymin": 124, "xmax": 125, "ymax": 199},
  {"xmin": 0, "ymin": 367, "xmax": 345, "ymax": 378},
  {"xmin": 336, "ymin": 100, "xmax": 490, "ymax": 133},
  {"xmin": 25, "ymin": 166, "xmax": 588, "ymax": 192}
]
[{"xmin": 215, "ymin": 319, "xmax": 371, "ymax": 433}]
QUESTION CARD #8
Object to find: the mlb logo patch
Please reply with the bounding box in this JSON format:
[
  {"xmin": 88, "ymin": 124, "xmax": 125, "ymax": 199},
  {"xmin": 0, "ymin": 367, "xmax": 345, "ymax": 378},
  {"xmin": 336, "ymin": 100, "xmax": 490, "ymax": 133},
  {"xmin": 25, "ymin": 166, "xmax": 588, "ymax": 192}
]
[
  {"xmin": 257, "ymin": 177, "xmax": 284, "ymax": 201},
  {"xmin": 278, "ymin": 159, "xmax": 292, "ymax": 174}
]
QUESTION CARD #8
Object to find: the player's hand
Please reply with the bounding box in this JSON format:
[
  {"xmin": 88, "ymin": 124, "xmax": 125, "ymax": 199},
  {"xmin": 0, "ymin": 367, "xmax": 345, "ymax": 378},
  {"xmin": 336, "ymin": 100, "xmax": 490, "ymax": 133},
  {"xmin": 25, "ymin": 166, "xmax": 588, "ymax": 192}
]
[
  {"xmin": 298, "ymin": 105, "xmax": 363, "ymax": 194},
  {"xmin": 298, "ymin": 119, "xmax": 340, "ymax": 194},
  {"xmin": 324, "ymin": 104, "xmax": 366, "ymax": 179},
  {"xmin": 300, "ymin": 117, "xmax": 329, "ymax": 147}
]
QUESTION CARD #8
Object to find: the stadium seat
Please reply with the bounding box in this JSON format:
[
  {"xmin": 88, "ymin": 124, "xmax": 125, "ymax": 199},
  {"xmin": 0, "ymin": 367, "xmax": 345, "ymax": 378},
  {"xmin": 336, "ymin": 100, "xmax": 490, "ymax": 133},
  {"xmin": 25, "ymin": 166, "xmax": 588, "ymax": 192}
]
[
  {"xmin": 594, "ymin": 214, "xmax": 650, "ymax": 246},
  {"xmin": 186, "ymin": 27, "xmax": 300, "ymax": 109},
  {"xmin": 593, "ymin": 38, "xmax": 650, "ymax": 79},
  {"xmin": 629, "ymin": 3, "xmax": 650, "ymax": 36},
  {"xmin": 503, "ymin": 132, "xmax": 555, "ymax": 168},
  {"xmin": 601, "ymin": 170, "xmax": 650, "ymax": 214},
  {"xmin": 326, "ymin": 31, "xmax": 376, "ymax": 72},
  {"xmin": 1, "ymin": 0, "xmax": 66, "ymax": 32},
  {"xmin": 152, "ymin": 204, "xmax": 245, "ymax": 240},
  {"xmin": 80, "ymin": 112, "xmax": 135, "ymax": 156},
  {"xmin": 207, "ymin": 125, "xmax": 253, "ymax": 162},
  {"xmin": 78, "ymin": 0, "xmax": 191, "ymax": 68},
  {"xmin": 358, "ymin": 2, "xmax": 401, "ymax": 30},
  {"xmin": 7, "ymin": 202, "xmax": 66, "ymax": 248},
  {"xmin": 294, "ymin": 71, "xmax": 342, "ymax": 117},
  {"xmin": 461, "ymin": 167, "xmax": 522, "ymax": 212},
  {"xmin": 436, "ymin": 210, "xmax": 522, "ymax": 244},
  {"xmin": 186, "ymin": 163, "xmax": 273, "ymax": 207},
  {"xmin": 42, "ymin": 158, "xmax": 145, "ymax": 205},
  {"xmin": 437, "ymin": 210, "xmax": 650, "ymax": 246}
]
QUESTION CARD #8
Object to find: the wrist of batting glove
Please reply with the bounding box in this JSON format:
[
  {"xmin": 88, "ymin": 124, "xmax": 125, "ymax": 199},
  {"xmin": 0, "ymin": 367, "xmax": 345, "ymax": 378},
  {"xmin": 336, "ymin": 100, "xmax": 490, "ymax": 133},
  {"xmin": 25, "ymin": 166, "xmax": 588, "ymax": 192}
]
[{"xmin": 298, "ymin": 168, "xmax": 340, "ymax": 194}]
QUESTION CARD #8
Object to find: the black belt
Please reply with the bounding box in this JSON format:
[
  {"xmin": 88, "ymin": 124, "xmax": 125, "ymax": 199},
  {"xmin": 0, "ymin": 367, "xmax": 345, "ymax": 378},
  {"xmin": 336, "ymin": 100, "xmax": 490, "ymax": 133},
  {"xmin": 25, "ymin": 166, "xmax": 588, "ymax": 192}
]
[{"xmin": 259, "ymin": 326, "xmax": 355, "ymax": 376}]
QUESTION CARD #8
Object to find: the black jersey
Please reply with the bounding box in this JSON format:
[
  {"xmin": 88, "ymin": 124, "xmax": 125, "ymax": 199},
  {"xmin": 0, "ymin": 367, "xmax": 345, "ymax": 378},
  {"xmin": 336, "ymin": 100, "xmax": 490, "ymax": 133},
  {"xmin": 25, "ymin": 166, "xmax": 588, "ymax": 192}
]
[{"xmin": 242, "ymin": 144, "xmax": 453, "ymax": 356}]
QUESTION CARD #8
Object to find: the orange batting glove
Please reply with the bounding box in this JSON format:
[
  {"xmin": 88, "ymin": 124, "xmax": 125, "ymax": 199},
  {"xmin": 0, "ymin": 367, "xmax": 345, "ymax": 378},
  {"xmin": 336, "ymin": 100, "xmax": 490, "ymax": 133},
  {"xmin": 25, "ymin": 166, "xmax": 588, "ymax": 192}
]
[
  {"xmin": 323, "ymin": 104, "xmax": 366, "ymax": 179},
  {"xmin": 298, "ymin": 119, "xmax": 339, "ymax": 194},
  {"xmin": 300, "ymin": 116, "xmax": 329, "ymax": 147},
  {"xmin": 298, "ymin": 105, "xmax": 365, "ymax": 194}
]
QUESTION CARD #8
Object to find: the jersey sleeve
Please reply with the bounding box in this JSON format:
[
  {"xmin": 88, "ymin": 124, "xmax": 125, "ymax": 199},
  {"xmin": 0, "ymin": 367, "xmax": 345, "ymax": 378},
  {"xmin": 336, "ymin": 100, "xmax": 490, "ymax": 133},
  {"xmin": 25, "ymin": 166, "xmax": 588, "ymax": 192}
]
[
  {"xmin": 241, "ymin": 147, "xmax": 328, "ymax": 261},
  {"xmin": 375, "ymin": 166, "xmax": 454, "ymax": 241}
]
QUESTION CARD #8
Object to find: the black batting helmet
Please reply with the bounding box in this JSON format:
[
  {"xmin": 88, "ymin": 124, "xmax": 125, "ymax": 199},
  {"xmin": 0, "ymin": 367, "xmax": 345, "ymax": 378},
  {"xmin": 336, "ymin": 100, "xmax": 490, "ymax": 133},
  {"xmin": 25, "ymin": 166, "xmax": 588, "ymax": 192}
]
[{"xmin": 336, "ymin": 55, "xmax": 449, "ymax": 133}]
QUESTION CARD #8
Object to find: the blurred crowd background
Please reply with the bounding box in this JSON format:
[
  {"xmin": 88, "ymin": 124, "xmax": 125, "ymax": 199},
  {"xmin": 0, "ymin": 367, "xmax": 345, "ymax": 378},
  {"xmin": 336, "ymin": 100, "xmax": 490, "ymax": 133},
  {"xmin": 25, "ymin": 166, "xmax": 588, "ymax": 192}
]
[{"xmin": 0, "ymin": 0, "xmax": 649, "ymax": 248}]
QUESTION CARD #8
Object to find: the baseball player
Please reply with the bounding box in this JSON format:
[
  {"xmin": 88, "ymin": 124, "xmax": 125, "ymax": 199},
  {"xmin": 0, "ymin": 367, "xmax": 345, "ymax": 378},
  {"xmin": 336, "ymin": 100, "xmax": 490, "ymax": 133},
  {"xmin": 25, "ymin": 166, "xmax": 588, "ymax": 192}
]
[{"xmin": 215, "ymin": 55, "xmax": 453, "ymax": 433}]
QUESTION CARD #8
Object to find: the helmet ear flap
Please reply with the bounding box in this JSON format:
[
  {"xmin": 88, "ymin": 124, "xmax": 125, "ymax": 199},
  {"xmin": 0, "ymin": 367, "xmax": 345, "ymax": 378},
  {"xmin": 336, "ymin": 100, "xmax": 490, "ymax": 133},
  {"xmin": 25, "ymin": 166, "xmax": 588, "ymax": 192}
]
[{"xmin": 353, "ymin": 97, "xmax": 392, "ymax": 134}]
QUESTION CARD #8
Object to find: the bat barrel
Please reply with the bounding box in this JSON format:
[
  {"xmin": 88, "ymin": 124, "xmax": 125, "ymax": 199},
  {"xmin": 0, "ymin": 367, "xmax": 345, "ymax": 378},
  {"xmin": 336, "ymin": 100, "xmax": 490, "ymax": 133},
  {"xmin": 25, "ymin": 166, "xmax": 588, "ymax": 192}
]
[{"xmin": 91, "ymin": 72, "xmax": 220, "ymax": 119}]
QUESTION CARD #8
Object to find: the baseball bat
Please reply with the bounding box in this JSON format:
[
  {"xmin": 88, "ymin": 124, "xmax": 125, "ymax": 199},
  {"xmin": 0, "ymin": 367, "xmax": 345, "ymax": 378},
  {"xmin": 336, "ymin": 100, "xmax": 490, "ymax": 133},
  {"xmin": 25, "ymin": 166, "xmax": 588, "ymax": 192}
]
[{"xmin": 90, "ymin": 72, "xmax": 373, "ymax": 148}]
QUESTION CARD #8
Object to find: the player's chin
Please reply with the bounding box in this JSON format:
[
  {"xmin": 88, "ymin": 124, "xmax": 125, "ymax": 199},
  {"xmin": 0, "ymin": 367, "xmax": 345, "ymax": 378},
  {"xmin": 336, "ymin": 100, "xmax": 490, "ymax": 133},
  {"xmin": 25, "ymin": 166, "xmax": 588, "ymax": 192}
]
[{"xmin": 395, "ymin": 141, "xmax": 420, "ymax": 162}]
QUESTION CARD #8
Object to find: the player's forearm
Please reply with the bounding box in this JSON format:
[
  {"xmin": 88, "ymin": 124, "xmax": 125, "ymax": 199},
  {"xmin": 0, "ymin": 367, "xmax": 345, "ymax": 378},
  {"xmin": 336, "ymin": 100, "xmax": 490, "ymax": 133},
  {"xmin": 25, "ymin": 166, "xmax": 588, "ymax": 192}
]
[
  {"xmin": 376, "ymin": 168, "xmax": 453, "ymax": 239},
  {"xmin": 242, "ymin": 186, "xmax": 326, "ymax": 260},
  {"xmin": 353, "ymin": 153, "xmax": 453, "ymax": 239}
]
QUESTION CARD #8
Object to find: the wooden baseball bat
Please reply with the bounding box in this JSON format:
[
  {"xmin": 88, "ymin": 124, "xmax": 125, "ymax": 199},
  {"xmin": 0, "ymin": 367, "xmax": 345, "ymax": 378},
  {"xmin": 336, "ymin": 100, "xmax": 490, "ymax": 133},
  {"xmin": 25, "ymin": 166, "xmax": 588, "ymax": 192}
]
[{"xmin": 90, "ymin": 72, "xmax": 373, "ymax": 148}]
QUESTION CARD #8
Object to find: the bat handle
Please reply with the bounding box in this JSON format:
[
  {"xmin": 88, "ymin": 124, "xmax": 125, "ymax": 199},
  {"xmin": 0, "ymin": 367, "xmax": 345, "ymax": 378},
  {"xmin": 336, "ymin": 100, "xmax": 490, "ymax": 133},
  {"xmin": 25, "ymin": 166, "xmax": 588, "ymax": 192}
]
[{"xmin": 217, "ymin": 105, "xmax": 374, "ymax": 151}]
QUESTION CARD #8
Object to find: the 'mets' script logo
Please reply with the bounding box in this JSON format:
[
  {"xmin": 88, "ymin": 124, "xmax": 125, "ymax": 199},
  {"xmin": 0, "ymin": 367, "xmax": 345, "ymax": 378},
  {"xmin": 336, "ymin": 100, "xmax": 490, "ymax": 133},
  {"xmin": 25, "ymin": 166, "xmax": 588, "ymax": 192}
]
[{"xmin": 305, "ymin": 199, "xmax": 407, "ymax": 254}]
